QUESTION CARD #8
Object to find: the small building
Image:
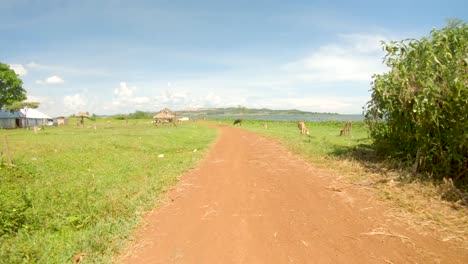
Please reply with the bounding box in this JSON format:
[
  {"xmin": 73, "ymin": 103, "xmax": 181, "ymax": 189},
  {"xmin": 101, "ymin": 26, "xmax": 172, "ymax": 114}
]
[
  {"xmin": 0, "ymin": 110, "xmax": 22, "ymax": 129},
  {"xmin": 153, "ymin": 108, "xmax": 176, "ymax": 124},
  {"xmin": 56, "ymin": 116, "xmax": 69, "ymax": 125}
]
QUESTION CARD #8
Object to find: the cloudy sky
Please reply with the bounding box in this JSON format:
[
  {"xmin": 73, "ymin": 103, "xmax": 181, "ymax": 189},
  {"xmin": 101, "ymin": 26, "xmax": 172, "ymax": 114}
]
[{"xmin": 1, "ymin": 0, "xmax": 466, "ymax": 116}]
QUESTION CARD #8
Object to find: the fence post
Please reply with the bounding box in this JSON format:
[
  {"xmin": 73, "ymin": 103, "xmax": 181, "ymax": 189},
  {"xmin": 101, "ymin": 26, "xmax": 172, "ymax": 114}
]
[{"xmin": 3, "ymin": 135, "xmax": 13, "ymax": 166}]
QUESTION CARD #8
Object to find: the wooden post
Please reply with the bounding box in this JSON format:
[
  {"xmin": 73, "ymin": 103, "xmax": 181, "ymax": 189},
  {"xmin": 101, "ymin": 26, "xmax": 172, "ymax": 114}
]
[{"xmin": 3, "ymin": 135, "xmax": 13, "ymax": 166}]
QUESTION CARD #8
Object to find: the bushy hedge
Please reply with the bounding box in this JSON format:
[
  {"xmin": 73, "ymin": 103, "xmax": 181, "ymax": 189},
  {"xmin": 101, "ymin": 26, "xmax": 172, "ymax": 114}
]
[{"xmin": 365, "ymin": 20, "xmax": 467, "ymax": 183}]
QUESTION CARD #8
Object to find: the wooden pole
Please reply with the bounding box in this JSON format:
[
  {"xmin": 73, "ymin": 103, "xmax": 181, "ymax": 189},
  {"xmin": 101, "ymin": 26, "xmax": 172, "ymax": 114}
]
[{"xmin": 3, "ymin": 135, "xmax": 13, "ymax": 166}]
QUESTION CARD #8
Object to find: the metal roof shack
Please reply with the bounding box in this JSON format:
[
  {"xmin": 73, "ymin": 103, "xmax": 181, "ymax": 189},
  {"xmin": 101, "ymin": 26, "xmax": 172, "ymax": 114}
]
[
  {"xmin": 0, "ymin": 108, "xmax": 52, "ymax": 128},
  {"xmin": 0, "ymin": 110, "xmax": 21, "ymax": 129},
  {"xmin": 18, "ymin": 108, "xmax": 52, "ymax": 127}
]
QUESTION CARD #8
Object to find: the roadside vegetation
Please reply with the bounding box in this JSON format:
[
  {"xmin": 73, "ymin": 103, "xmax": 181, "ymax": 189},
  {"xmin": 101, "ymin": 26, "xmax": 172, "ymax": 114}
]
[
  {"xmin": 365, "ymin": 20, "xmax": 467, "ymax": 186},
  {"xmin": 220, "ymin": 119, "xmax": 467, "ymax": 249},
  {"xmin": 0, "ymin": 119, "xmax": 217, "ymax": 263}
]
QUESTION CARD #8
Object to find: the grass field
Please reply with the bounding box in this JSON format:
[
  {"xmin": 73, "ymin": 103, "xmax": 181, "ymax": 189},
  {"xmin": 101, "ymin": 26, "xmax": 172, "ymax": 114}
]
[
  {"xmin": 1, "ymin": 118, "xmax": 466, "ymax": 262},
  {"xmin": 216, "ymin": 119, "xmax": 371, "ymax": 162},
  {"xmin": 0, "ymin": 119, "xmax": 217, "ymax": 263}
]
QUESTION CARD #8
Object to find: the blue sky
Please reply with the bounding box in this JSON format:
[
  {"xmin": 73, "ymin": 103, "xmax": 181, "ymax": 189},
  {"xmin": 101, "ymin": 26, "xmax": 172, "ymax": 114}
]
[{"xmin": 1, "ymin": 0, "xmax": 466, "ymax": 116}]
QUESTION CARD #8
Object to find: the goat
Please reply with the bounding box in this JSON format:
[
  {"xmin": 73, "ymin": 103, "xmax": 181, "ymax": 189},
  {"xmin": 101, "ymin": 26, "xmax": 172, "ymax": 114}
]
[
  {"xmin": 297, "ymin": 121, "xmax": 309, "ymax": 135},
  {"xmin": 339, "ymin": 121, "xmax": 352, "ymax": 136}
]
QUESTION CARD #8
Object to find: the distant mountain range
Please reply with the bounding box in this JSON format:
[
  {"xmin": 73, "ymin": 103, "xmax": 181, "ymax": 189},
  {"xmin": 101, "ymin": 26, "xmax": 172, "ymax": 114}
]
[
  {"xmin": 174, "ymin": 108, "xmax": 364, "ymax": 122},
  {"xmin": 175, "ymin": 107, "xmax": 340, "ymax": 116},
  {"xmin": 97, "ymin": 107, "xmax": 363, "ymax": 122}
]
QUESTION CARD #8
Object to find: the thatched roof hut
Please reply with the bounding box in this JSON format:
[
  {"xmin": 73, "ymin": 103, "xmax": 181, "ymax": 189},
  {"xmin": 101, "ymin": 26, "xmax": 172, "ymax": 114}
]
[
  {"xmin": 76, "ymin": 112, "xmax": 90, "ymax": 118},
  {"xmin": 76, "ymin": 112, "xmax": 90, "ymax": 126},
  {"xmin": 153, "ymin": 108, "xmax": 176, "ymax": 124}
]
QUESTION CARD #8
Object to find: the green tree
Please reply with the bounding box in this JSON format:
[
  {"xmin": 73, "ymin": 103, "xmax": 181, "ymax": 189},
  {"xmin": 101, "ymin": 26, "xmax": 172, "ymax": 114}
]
[
  {"xmin": 6, "ymin": 101, "xmax": 40, "ymax": 112},
  {"xmin": 0, "ymin": 63, "xmax": 27, "ymax": 109},
  {"xmin": 365, "ymin": 20, "xmax": 468, "ymax": 183}
]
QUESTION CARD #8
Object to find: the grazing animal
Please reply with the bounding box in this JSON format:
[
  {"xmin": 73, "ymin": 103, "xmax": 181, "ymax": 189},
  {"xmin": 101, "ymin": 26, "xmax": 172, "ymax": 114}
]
[
  {"xmin": 74, "ymin": 253, "xmax": 87, "ymax": 263},
  {"xmin": 298, "ymin": 121, "xmax": 309, "ymax": 135},
  {"xmin": 339, "ymin": 121, "xmax": 352, "ymax": 136},
  {"xmin": 33, "ymin": 126, "xmax": 42, "ymax": 134},
  {"xmin": 233, "ymin": 119, "xmax": 242, "ymax": 126}
]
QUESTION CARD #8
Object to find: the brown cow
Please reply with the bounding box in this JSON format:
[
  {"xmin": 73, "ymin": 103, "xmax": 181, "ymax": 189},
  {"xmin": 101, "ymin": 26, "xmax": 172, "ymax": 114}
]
[{"xmin": 297, "ymin": 121, "xmax": 309, "ymax": 135}]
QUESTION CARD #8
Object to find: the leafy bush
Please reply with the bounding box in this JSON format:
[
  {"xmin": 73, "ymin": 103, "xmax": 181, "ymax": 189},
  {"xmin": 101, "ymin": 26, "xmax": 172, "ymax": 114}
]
[{"xmin": 365, "ymin": 20, "xmax": 468, "ymax": 184}]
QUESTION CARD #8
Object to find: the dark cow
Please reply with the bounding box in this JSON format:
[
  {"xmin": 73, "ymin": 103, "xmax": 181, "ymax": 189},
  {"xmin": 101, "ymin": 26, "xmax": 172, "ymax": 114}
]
[{"xmin": 233, "ymin": 119, "xmax": 242, "ymax": 126}]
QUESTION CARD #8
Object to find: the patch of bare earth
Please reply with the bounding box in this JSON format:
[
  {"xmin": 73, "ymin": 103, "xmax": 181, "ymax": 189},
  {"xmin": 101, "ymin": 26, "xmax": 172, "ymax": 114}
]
[{"xmin": 118, "ymin": 125, "xmax": 467, "ymax": 263}]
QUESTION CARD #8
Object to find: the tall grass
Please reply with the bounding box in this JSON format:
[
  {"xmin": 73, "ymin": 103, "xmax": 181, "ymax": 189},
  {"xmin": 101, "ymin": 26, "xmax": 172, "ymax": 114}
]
[
  {"xmin": 0, "ymin": 119, "xmax": 217, "ymax": 263},
  {"xmin": 365, "ymin": 21, "xmax": 468, "ymax": 183}
]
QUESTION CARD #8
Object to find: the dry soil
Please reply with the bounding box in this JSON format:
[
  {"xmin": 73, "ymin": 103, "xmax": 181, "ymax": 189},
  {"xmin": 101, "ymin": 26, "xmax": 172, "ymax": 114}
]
[{"xmin": 119, "ymin": 125, "xmax": 467, "ymax": 264}]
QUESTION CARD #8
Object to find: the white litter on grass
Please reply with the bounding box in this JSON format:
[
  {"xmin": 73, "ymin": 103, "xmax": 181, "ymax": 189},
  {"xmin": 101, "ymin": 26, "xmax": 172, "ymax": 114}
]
[
  {"xmin": 31, "ymin": 157, "xmax": 37, "ymax": 161},
  {"xmin": 193, "ymin": 149, "xmax": 198, "ymax": 152},
  {"xmin": 158, "ymin": 154, "xmax": 165, "ymax": 158}
]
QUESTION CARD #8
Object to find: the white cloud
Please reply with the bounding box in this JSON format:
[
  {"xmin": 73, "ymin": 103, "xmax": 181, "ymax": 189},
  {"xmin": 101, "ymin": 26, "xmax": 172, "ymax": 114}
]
[
  {"xmin": 23, "ymin": 95, "xmax": 60, "ymax": 116},
  {"xmin": 47, "ymin": 75, "xmax": 65, "ymax": 84},
  {"xmin": 152, "ymin": 89, "xmax": 246, "ymax": 110},
  {"xmin": 9, "ymin": 64, "xmax": 28, "ymax": 76},
  {"xmin": 64, "ymin": 94, "xmax": 87, "ymax": 110},
  {"xmin": 339, "ymin": 33, "xmax": 388, "ymax": 53},
  {"xmin": 283, "ymin": 33, "xmax": 388, "ymax": 83},
  {"xmin": 114, "ymin": 82, "xmax": 134, "ymax": 97},
  {"xmin": 27, "ymin": 61, "xmax": 46, "ymax": 69},
  {"xmin": 25, "ymin": 95, "xmax": 47, "ymax": 103},
  {"xmin": 112, "ymin": 82, "xmax": 150, "ymax": 107},
  {"xmin": 27, "ymin": 61, "xmax": 110, "ymax": 77},
  {"xmin": 36, "ymin": 75, "xmax": 65, "ymax": 84}
]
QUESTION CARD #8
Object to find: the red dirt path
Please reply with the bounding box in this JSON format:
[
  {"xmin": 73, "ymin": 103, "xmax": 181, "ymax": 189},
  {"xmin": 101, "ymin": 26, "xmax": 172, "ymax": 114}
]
[{"xmin": 119, "ymin": 125, "xmax": 467, "ymax": 263}]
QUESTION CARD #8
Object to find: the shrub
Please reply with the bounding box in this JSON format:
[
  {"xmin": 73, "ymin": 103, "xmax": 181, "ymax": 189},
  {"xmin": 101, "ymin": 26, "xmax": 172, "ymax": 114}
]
[{"xmin": 365, "ymin": 20, "xmax": 468, "ymax": 184}]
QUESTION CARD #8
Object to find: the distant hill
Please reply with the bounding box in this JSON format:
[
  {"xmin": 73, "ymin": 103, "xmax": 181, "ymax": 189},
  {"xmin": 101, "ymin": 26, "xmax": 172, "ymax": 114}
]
[
  {"xmin": 174, "ymin": 107, "xmax": 364, "ymax": 122},
  {"xmin": 108, "ymin": 107, "xmax": 363, "ymax": 122},
  {"xmin": 176, "ymin": 107, "xmax": 339, "ymax": 117}
]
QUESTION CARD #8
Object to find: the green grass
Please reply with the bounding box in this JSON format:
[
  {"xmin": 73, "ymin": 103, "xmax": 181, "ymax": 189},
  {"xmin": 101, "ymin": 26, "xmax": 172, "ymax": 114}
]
[
  {"xmin": 216, "ymin": 119, "xmax": 371, "ymax": 162},
  {"xmin": 0, "ymin": 119, "xmax": 217, "ymax": 263},
  {"xmin": 214, "ymin": 119, "xmax": 376, "ymax": 184}
]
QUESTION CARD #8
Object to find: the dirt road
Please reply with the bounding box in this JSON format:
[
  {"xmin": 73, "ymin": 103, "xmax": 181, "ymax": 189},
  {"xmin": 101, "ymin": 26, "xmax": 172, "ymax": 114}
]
[{"xmin": 120, "ymin": 125, "xmax": 466, "ymax": 263}]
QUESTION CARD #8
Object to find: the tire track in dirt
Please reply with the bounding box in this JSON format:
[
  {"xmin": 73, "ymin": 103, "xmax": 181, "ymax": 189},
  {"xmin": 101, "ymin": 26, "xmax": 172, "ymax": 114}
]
[{"xmin": 119, "ymin": 125, "xmax": 467, "ymax": 263}]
